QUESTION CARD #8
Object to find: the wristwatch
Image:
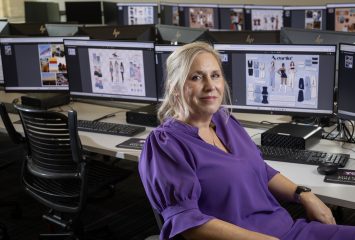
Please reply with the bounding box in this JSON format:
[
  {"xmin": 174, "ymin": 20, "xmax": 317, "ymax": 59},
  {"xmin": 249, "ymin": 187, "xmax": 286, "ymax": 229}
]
[{"xmin": 294, "ymin": 186, "xmax": 311, "ymax": 203}]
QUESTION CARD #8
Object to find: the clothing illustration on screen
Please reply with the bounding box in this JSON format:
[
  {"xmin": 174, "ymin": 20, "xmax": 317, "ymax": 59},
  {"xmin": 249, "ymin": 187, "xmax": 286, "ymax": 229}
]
[
  {"xmin": 277, "ymin": 63, "xmax": 288, "ymax": 93},
  {"xmin": 251, "ymin": 9, "xmax": 283, "ymax": 31},
  {"xmin": 189, "ymin": 7, "xmax": 214, "ymax": 29},
  {"xmin": 88, "ymin": 48, "xmax": 145, "ymax": 96},
  {"xmin": 269, "ymin": 61, "xmax": 276, "ymax": 90},
  {"xmin": 305, "ymin": 10, "xmax": 322, "ymax": 30},
  {"xmin": 229, "ymin": 9, "xmax": 244, "ymax": 31},
  {"xmin": 128, "ymin": 6, "xmax": 154, "ymax": 25},
  {"xmin": 246, "ymin": 54, "xmax": 319, "ymax": 110},
  {"xmin": 288, "ymin": 61, "xmax": 296, "ymax": 89},
  {"xmin": 120, "ymin": 62, "xmax": 125, "ymax": 82},
  {"xmin": 109, "ymin": 61, "xmax": 114, "ymax": 82}
]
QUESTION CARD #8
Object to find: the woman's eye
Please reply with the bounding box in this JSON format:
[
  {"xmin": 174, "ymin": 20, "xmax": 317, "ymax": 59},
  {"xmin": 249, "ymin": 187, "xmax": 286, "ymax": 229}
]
[
  {"xmin": 211, "ymin": 73, "xmax": 220, "ymax": 79},
  {"xmin": 191, "ymin": 75, "xmax": 202, "ymax": 81}
]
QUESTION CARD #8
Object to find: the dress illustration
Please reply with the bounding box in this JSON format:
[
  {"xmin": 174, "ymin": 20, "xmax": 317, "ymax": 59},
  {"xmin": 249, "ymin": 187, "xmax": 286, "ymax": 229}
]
[
  {"xmin": 269, "ymin": 61, "xmax": 276, "ymax": 91},
  {"xmin": 288, "ymin": 61, "xmax": 296, "ymax": 89},
  {"xmin": 277, "ymin": 63, "xmax": 288, "ymax": 92}
]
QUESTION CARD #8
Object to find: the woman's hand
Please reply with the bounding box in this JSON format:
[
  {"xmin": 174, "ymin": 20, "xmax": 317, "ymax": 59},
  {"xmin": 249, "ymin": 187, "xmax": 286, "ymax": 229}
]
[{"xmin": 299, "ymin": 192, "xmax": 336, "ymax": 225}]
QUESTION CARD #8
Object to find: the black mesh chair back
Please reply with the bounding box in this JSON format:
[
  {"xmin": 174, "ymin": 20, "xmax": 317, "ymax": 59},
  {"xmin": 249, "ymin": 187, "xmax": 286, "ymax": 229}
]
[{"xmin": 16, "ymin": 105, "xmax": 80, "ymax": 174}]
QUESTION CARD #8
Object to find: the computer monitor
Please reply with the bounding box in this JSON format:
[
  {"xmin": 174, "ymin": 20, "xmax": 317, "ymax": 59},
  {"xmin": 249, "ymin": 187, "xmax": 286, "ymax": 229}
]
[
  {"xmin": 77, "ymin": 25, "xmax": 155, "ymax": 41},
  {"xmin": 45, "ymin": 23, "xmax": 82, "ymax": 37},
  {"xmin": 337, "ymin": 43, "xmax": 355, "ymax": 120},
  {"xmin": 64, "ymin": 40, "xmax": 157, "ymax": 103},
  {"xmin": 178, "ymin": 3, "xmax": 219, "ymax": 29},
  {"xmin": 244, "ymin": 5, "xmax": 284, "ymax": 31},
  {"xmin": 65, "ymin": 1, "xmax": 102, "ymax": 24},
  {"xmin": 326, "ymin": 3, "xmax": 355, "ymax": 32},
  {"xmin": 156, "ymin": 24, "xmax": 208, "ymax": 44},
  {"xmin": 218, "ymin": 4, "xmax": 245, "ymax": 31},
  {"xmin": 214, "ymin": 44, "xmax": 336, "ymax": 117},
  {"xmin": 283, "ymin": 6, "xmax": 326, "ymax": 30},
  {"xmin": 24, "ymin": 1, "xmax": 60, "ymax": 23},
  {"xmin": 103, "ymin": 1, "xmax": 119, "ymax": 25},
  {"xmin": 155, "ymin": 45, "xmax": 180, "ymax": 101},
  {"xmin": 116, "ymin": 3, "xmax": 159, "ymax": 26},
  {"xmin": 160, "ymin": 3, "xmax": 180, "ymax": 26},
  {"xmin": 0, "ymin": 36, "xmax": 89, "ymax": 92},
  {"xmin": 8, "ymin": 23, "xmax": 48, "ymax": 36},
  {"xmin": 204, "ymin": 30, "xmax": 280, "ymax": 44}
]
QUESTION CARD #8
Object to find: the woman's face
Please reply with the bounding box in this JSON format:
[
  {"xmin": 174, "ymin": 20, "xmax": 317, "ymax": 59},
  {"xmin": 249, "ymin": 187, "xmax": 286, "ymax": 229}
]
[{"xmin": 182, "ymin": 52, "xmax": 224, "ymax": 119}]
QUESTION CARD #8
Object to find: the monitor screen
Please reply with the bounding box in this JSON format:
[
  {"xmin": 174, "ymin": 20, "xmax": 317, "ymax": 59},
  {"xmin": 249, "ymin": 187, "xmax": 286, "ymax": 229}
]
[
  {"xmin": 45, "ymin": 23, "xmax": 81, "ymax": 37},
  {"xmin": 64, "ymin": 40, "xmax": 157, "ymax": 103},
  {"xmin": 160, "ymin": 3, "xmax": 180, "ymax": 26},
  {"xmin": 337, "ymin": 43, "xmax": 355, "ymax": 120},
  {"xmin": 178, "ymin": 4, "xmax": 219, "ymax": 29},
  {"xmin": 78, "ymin": 25, "xmax": 155, "ymax": 41},
  {"xmin": 283, "ymin": 6, "xmax": 326, "ymax": 30},
  {"xmin": 245, "ymin": 6, "xmax": 284, "ymax": 31},
  {"xmin": 8, "ymin": 23, "xmax": 48, "ymax": 36},
  {"xmin": 327, "ymin": 3, "xmax": 355, "ymax": 32},
  {"xmin": 214, "ymin": 44, "xmax": 336, "ymax": 116},
  {"xmin": 25, "ymin": 1, "xmax": 60, "ymax": 23},
  {"xmin": 218, "ymin": 5, "xmax": 245, "ymax": 31},
  {"xmin": 0, "ymin": 36, "xmax": 89, "ymax": 92},
  {"xmin": 155, "ymin": 45, "xmax": 179, "ymax": 101},
  {"xmin": 116, "ymin": 3, "xmax": 158, "ymax": 25},
  {"xmin": 156, "ymin": 24, "xmax": 208, "ymax": 44},
  {"xmin": 103, "ymin": 1, "xmax": 119, "ymax": 25},
  {"xmin": 65, "ymin": 1, "xmax": 102, "ymax": 24}
]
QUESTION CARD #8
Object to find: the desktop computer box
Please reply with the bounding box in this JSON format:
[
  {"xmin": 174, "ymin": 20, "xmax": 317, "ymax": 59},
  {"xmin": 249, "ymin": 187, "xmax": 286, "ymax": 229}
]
[
  {"xmin": 21, "ymin": 93, "xmax": 70, "ymax": 109},
  {"xmin": 126, "ymin": 104, "xmax": 159, "ymax": 127},
  {"xmin": 261, "ymin": 123, "xmax": 322, "ymax": 150}
]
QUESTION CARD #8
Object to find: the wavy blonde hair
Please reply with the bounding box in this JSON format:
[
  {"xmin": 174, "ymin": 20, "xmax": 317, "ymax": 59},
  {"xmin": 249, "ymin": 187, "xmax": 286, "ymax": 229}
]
[{"xmin": 157, "ymin": 41, "xmax": 231, "ymax": 122}]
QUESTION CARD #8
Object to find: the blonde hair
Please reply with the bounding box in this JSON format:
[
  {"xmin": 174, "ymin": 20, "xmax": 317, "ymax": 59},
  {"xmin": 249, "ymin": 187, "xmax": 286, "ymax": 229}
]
[{"xmin": 157, "ymin": 41, "xmax": 231, "ymax": 122}]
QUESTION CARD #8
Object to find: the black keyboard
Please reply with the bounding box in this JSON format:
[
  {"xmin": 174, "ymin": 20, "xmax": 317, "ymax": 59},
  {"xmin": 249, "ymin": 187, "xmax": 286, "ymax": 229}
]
[
  {"xmin": 77, "ymin": 120, "xmax": 146, "ymax": 137},
  {"xmin": 257, "ymin": 145, "xmax": 349, "ymax": 167}
]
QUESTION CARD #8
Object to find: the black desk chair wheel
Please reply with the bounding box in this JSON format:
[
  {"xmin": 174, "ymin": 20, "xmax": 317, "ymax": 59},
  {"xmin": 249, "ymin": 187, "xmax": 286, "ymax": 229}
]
[{"xmin": 14, "ymin": 104, "xmax": 132, "ymax": 240}]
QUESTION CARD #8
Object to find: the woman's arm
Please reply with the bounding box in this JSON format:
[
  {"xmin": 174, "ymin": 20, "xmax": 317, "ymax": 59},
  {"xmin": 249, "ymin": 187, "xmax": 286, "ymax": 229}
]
[
  {"xmin": 268, "ymin": 173, "xmax": 336, "ymax": 224},
  {"xmin": 182, "ymin": 218, "xmax": 279, "ymax": 240}
]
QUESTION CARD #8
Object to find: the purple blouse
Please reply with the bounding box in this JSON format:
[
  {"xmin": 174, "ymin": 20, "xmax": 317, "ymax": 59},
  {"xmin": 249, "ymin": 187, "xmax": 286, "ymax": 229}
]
[{"xmin": 139, "ymin": 109, "xmax": 355, "ymax": 240}]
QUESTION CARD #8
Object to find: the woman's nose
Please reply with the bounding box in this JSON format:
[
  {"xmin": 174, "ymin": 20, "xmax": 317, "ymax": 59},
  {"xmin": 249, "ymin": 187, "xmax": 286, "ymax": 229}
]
[{"xmin": 204, "ymin": 76, "xmax": 215, "ymax": 90}]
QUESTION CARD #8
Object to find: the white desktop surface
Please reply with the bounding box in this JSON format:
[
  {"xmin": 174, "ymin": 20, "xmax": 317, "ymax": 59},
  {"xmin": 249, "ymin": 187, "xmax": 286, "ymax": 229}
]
[{"xmin": 1, "ymin": 91, "xmax": 355, "ymax": 209}]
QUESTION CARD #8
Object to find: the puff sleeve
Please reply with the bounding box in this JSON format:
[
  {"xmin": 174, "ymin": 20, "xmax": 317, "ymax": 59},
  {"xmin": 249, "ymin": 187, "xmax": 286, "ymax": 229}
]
[{"xmin": 138, "ymin": 130, "xmax": 214, "ymax": 240}]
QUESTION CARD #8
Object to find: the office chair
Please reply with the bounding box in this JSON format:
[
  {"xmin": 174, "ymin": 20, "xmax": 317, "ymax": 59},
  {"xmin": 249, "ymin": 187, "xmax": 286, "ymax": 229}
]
[
  {"xmin": 14, "ymin": 104, "xmax": 132, "ymax": 239},
  {"xmin": 0, "ymin": 102, "xmax": 25, "ymax": 239}
]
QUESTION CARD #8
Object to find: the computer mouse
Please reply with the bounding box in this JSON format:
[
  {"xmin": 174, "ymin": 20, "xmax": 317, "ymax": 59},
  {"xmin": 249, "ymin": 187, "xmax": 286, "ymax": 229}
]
[{"xmin": 317, "ymin": 162, "xmax": 339, "ymax": 175}]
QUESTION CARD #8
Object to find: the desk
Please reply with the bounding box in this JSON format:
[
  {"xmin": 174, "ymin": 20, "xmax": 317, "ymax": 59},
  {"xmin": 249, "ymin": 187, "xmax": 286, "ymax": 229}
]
[{"xmin": 1, "ymin": 91, "xmax": 355, "ymax": 209}]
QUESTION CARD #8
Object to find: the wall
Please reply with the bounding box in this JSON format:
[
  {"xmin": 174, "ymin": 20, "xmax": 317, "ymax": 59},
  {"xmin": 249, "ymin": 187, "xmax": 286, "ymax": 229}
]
[{"xmin": 0, "ymin": 0, "xmax": 354, "ymax": 22}]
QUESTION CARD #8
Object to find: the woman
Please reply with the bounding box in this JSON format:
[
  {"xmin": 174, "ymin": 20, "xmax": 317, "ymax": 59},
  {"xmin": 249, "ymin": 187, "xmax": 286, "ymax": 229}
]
[{"xmin": 139, "ymin": 42, "xmax": 355, "ymax": 240}]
